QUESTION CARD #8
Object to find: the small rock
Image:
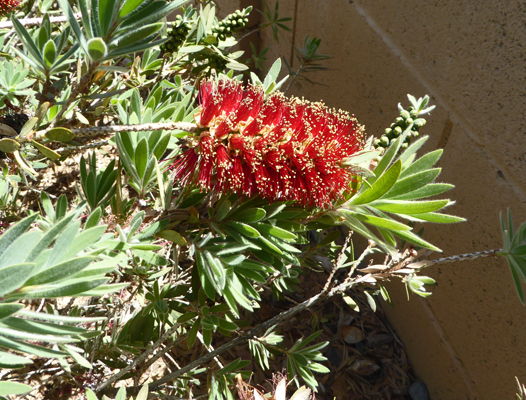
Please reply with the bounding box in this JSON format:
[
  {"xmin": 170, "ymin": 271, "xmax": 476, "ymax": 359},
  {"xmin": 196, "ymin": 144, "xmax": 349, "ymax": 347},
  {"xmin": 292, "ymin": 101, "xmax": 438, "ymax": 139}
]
[
  {"xmin": 366, "ymin": 333, "xmax": 394, "ymax": 348},
  {"xmin": 409, "ymin": 381, "xmax": 430, "ymax": 400},
  {"xmin": 349, "ymin": 358, "xmax": 380, "ymax": 377},
  {"xmin": 342, "ymin": 326, "xmax": 364, "ymax": 344}
]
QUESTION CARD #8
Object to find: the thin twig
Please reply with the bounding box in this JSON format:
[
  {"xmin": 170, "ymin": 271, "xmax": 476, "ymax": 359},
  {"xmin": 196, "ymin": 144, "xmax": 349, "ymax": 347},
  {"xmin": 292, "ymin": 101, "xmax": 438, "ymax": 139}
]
[
  {"xmin": 423, "ymin": 249, "xmax": 502, "ymax": 266},
  {"xmin": 284, "ymin": 60, "xmax": 305, "ymax": 94},
  {"xmin": 323, "ymin": 230, "xmax": 353, "ymax": 291}
]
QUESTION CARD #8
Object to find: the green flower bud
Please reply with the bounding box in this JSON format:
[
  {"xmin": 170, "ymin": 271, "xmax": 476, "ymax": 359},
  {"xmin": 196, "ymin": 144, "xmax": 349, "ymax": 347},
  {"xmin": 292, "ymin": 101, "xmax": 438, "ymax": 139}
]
[
  {"xmin": 380, "ymin": 136, "xmax": 390, "ymax": 146},
  {"xmin": 385, "ymin": 128, "xmax": 392, "ymax": 135},
  {"xmin": 393, "ymin": 126, "xmax": 403, "ymax": 136},
  {"xmin": 400, "ymin": 110, "xmax": 410, "ymax": 119},
  {"xmin": 406, "ymin": 117, "xmax": 413, "ymax": 125},
  {"xmin": 414, "ymin": 118, "xmax": 426, "ymax": 127},
  {"xmin": 395, "ymin": 117, "xmax": 404, "ymax": 124},
  {"xmin": 410, "ymin": 109, "xmax": 418, "ymax": 118},
  {"xmin": 401, "ymin": 142, "xmax": 409, "ymax": 149}
]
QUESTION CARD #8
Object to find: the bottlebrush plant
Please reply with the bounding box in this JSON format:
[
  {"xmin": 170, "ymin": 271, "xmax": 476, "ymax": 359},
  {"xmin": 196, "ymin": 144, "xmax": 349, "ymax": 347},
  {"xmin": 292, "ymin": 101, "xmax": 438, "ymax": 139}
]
[{"xmin": 0, "ymin": 1, "xmax": 524, "ymax": 400}]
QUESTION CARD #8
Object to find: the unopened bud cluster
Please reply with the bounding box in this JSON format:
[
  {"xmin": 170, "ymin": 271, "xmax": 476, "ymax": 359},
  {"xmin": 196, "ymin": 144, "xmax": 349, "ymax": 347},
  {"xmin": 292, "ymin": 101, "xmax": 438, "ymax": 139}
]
[
  {"xmin": 211, "ymin": 9, "xmax": 249, "ymax": 41},
  {"xmin": 208, "ymin": 54, "xmax": 228, "ymax": 72},
  {"xmin": 374, "ymin": 106, "xmax": 426, "ymax": 150},
  {"xmin": 161, "ymin": 15, "xmax": 191, "ymax": 53}
]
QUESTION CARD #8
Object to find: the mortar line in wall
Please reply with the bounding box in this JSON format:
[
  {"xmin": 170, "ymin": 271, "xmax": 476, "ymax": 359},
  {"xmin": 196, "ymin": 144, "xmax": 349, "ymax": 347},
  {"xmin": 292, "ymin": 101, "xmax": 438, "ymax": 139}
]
[
  {"xmin": 349, "ymin": 1, "xmax": 526, "ymax": 202},
  {"xmin": 418, "ymin": 297, "xmax": 480, "ymax": 399}
]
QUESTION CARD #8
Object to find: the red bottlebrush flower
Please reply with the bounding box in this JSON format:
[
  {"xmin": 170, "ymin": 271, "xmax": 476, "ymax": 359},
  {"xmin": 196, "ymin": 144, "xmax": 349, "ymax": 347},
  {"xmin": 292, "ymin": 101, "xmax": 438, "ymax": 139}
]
[
  {"xmin": 0, "ymin": 0, "xmax": 19, "ymax": 16},
  {"xmin": 171, "ymin": 78, "xmax": 365, "ymax": 209}
]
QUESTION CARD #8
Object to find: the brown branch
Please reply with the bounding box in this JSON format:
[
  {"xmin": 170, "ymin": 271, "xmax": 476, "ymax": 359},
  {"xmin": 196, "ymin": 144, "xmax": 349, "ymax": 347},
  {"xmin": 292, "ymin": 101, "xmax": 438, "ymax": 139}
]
[
  {"xmin": 0, "ymin": 15, "xmax": 78, "ymax": 30},
  {"xmin": 32, "ymin": 122, "xmax": 199, "ymax": 141}
]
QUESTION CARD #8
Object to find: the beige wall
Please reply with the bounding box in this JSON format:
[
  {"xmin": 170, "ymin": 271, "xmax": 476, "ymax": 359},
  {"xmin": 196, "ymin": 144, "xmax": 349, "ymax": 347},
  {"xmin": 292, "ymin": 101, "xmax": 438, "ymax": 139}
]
[
  {"xmin": 252, "ymin": 1, "xmax": 526, "ymax": 399},
  {"xmin": 219, "ymin": 0, "xmax": 526, "ymax": 398}
]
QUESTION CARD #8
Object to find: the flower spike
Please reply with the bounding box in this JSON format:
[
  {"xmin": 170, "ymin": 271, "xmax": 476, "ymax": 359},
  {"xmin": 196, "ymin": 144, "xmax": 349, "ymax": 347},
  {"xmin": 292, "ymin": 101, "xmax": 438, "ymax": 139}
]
[
  {"xmin": 171, "ymin": 77, "xmax": 365, "ymax": 209},
  {"xmin": 0, "ymin": 0, "xmax": 19, "ymax": 16}
]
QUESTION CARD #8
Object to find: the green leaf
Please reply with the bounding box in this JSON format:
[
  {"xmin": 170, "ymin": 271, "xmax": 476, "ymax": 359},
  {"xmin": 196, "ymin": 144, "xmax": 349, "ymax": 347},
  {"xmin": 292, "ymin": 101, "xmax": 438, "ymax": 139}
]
[
  {"xmin": 25, "ymin": 256, "xmax": 95, "ymax": 286},
  {"xmin": 399, "ymin": 135, "xmax": 429, "ymax": 167},
  {"xmin": 187, "ymin": 318, "xmax": 200, "ymax": 349},
  {"xmin": 395, "ymin": 229, "xmax": 441, "ymax": 252},
  {"xmin": 156, "ymin": 230, "xmax": 187, "ymax": 245},
  {"xmin": 87, "ymin": 37, "xmax": 108, "ymax": 61},
  {"xmin": 0, "ymin": 351, "xmax": 32, "ymax": 368},
  {"xmin": 115, "ymin": 386, "xmax": 127, "ymax": 400},
  {"xmin": 85, "ymin": 388, "xmax": 99, "ymax": 400},
  {"xmin": 177, "ymin": 312, "xmax": 198, "ymax": 323},
  {"xmin": 350, "ymin": 159, "xmax": 402, "ymax": 205},
  {"xmin": 0, "ymin": 381, "xmax": 33, "ymax": 396},
  {"xmin": 235, "ymin": 208, "xmax": 266, "ymax": 223},
  {"xmin": 118, "ymin": 0, "xmax": 151, "ymax": 18},
  {"xmin": 264, "ymin": 58, "xmax": 281, "ymax": 91},
  {"xmin": 0, "ymin": 304, "xmax": 24, "ymax": 320},
  {"xmin": 0, "ymin": 215, "xmax": 39, "ymax": 259},
  {"xmin": 63, "ymin": 344, "xmax": 93, "ymax": 369},
  {"xmin": 214, "ymin": 244, "xmax": 252, "ymax": 256},
  {"xmin": 400, "ymin": 149, "xmax": 443, "ymax": 179},
  {"xmin": 384, "ymin": 169, "xmax": 441, "ymax": 199},
  {"xmin": 17, "ymin": 278, "xmax": 109, "ymax": 299},
  {"xmin": 136, "ymin": 384, "xmax": 149, "ymax": 400},
  {"xmin": 364, "ymin": 291, "xmax": 377, "ymax": 312},
  {"xmin": 370, "ymin": 199, "xmax": 450, "ymax": 214},
  {"xmin": 43, "ymin": 39, "xmax": 56, "ymax": 67},
  {"xmin": 99, "ymin": 0, "xmax": 119, "ymax": 36},
  {"xmin": 19, "ymin": 117, "xmax": 39, "ymax": 138},
  {"xmin": 57, "ymin": 0, "xmax": 88, "ymax": 54},
  {"xmin": 0, "ymin": 324, "xmax": 79, "ymax": 344},
  {"xmin": 510, "ymin": 262, "xmax": 525, "ymax": 304},
  {"xmin": 45, "ymin": 127, "xmax": 74, "ymax": 143},
  {"xmin": 226, "ymin": 221, "xmax": 261, "ymax": 238},
  {"xmin": 110, "ymin": 23, "xmax": 163, "ymax": 48},
  {"xmin": 120, "ymin": 0, "xmax": 185, "ymax": 28},
  {"xmin": 0, "ymin": 263, "xmax": 35, "ymax": 297},
  {"xmin": 106, "ymin": 37, "xmax": 167, "ymax": 58},
  {"xmin": 11, "ymin": 17, "xmax": 45, "ymax": 67},
  {"xmin": 252, "ymin": 222, "xmax": 297, "ymax": 240},
  {"xmin": 390, "ymin": 183, "xmax": 454, "ymax": 201},
  {"xmin": 16, "ymin": 309, "xmax": 105, "ymax": 324},
  {"xmin": 352, "ymin": 213, "xmax": 411, "ymax": 231},
  {"xmin": 404, "ymin": 212, "xmax": 465, "ymax": 224},
  {"xmin": 30, "ymin": 140, "xmax": 61, "ymax": 160},
  {"xmin": 131, "ymin": 249, "xmax": 169, "ymax": 266},
  {"xmin": 215, "ymin": 199, "xmax": 232, "ymax": 221},
  {"xmin": 0, "ymin": 335, "xmax": 65, "ymax": 358},
  {"xmin": 369, "ymin": 131, "xmax": 409, "ymax": 185},
  {"xmin": 0, "ymin": 138, "xmax": 20, "ymax": 153},
  {"xmin": 134, "ymin": 137, "xmax": 149, "ymax": 179}
]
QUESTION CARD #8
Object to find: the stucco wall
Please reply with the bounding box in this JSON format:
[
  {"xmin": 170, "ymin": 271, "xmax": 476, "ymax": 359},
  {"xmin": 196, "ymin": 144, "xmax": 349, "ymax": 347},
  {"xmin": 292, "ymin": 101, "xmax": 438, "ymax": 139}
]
[{"xmin": 248, "ymin": 1, "xmax": 526, "ymax": 399}]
